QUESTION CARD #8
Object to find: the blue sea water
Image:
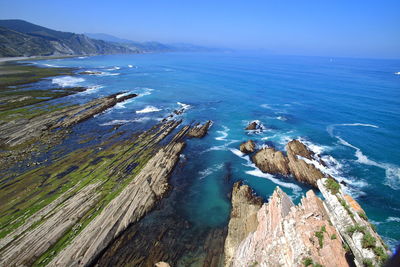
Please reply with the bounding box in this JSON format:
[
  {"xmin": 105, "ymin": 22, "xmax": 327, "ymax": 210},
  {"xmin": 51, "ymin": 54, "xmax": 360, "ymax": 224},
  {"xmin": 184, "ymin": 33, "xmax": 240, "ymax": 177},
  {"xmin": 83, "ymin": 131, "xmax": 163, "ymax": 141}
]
[{"xmin": 29, "ymin": 52, "xmax": 400, "ymax": 249}]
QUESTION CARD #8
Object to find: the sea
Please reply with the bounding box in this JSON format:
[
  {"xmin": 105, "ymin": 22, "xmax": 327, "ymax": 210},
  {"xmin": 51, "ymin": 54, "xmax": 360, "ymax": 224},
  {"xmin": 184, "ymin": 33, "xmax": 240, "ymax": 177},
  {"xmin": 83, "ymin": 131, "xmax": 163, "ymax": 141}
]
[{"xmin": 28, "ymin": 52, "xmax": 400, "ymax": 252}]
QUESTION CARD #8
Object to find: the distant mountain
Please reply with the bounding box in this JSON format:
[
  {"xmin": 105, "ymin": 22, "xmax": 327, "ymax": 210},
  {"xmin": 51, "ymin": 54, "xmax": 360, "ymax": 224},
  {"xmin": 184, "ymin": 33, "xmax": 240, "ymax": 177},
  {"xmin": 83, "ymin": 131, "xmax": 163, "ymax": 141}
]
[
  {"xmin": 85, "ymin": 33, "xmax": 219, "ymax": 53},
  {"xmin": 0, "ymin": 20, "xmax": 135, "ymax": 57},
  {"xmin": 0, "ymin": 19, "xmax": 220, "ymax": 57}
]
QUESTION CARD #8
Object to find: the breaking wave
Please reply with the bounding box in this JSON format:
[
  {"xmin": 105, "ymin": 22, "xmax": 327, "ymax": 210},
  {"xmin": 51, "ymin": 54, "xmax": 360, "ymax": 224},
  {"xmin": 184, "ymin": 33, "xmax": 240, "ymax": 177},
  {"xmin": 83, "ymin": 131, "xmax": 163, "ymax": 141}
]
[
  {"xmin": 198, "ymin": 164, "xmax": 224, "ymax": 180},
  {"xmin": 327, "ymin": 123, "xmax": 400, "ymax": 190},
  {"xmin": 52, "ymin": 76, "xmax": 85, "ymax": 87},
  {"xmin": 215, "ymin": 126, "xmax": 229, "ymax": 141},
  {"xmin": 136, "ymin": 106, "xmax": 162, "ymax": 114}
]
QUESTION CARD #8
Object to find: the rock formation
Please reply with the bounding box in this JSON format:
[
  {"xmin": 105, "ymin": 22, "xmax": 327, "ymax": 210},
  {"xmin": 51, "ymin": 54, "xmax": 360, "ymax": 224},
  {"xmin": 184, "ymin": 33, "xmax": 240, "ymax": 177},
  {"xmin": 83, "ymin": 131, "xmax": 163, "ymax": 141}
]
[
  {"xmin": 251, "ymin": 139, "xmax": 328, "ymax": 187},
  {"xmin": 252, "ymin": 147, "xmax": 290, "ymax": 175},
  {"xmin": 239, "ymin": 140, "xmax": 256, "ymax": 154},
  {"xmin": 224, "ymin": 182, "xmax": 263, "ymax": 266},
  {"xmin": 245, "ymin": 121, "xmax": 262, "ymax": 131},
  {"xmin": 187, "ymin": 120, "xmax": 212, "ymax": 138},
  {"xmin": 225, "ymin": 181, "xmax": 390, "ymax": 267},
  {"xmin": 0, "ymin": 92, "xmax": 137, "ymax": 147}
]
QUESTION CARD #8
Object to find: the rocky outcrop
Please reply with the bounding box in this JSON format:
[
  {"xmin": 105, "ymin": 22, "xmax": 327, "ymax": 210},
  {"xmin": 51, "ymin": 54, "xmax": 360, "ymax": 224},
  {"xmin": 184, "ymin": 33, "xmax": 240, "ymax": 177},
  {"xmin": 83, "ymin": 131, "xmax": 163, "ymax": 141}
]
[
  {"xmin": 225, "ymin": 180, "xmax": 390, "ymax": 267},
  {"xmin": 252, "ymin": 147, "xmax": 290, "ymax": 175},
  {"xmin": 0, "ymin": 92, "xmax": 137, "ymax": 147},
  {"xmin": 48, "ymin": 125, "xmax": 189, "ymax": 266},
  {"xmin": 226, "ymin": 184, "xmax": 350, "ymax": 267},
  {"xmin": 317, "ymin": 178, "xmax": 389, "ymax": 267},
  {"xmin": 187, "ymin": 120, "xmax": 212, "ymax": 138},
  {"xmin": 224, "ymin": 182, "xmax": 263, "ymax": 266},
  {"xmin": 251, "ymin": 139, "xmax": 328, "ymax": 187},
  {"xmin": 245, "ymin": 121, "xmax": 263, "ymax": 131},
  {"xmin": 239, "ymin": 140, "xmax": 256, "ymax": 154}
]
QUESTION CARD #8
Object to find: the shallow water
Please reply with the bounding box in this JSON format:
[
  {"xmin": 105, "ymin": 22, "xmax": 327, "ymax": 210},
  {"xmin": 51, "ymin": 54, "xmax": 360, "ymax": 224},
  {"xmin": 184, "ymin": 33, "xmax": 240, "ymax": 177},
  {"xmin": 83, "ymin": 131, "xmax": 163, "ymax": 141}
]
[{"xmin": 30, "ymin": 52, "xmax": 400, "ymax": 249}]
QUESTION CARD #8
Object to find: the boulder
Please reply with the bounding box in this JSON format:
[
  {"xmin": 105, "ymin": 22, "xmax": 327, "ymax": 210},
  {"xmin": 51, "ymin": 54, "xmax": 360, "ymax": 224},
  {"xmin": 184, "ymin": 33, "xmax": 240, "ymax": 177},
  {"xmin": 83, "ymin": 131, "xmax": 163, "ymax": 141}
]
[
  {"xmin": 239, "ymin": 140, "xmax": 256, "ymax": 154},
  {"xmin": 245, "ymin": 121, "xmax": 259, "ymax": 130}
]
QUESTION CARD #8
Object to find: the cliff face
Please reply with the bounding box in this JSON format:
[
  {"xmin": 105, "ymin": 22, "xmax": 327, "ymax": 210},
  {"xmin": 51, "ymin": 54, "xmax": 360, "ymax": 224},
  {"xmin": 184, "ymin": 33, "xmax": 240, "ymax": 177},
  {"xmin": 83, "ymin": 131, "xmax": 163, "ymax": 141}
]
[
  {"xmin": 225, "ymin": 181, "xmax": 390, "ymax": 267},
  {"xmin": 225, "ymin": 183, "xmax": 349, "ymax": 267}
]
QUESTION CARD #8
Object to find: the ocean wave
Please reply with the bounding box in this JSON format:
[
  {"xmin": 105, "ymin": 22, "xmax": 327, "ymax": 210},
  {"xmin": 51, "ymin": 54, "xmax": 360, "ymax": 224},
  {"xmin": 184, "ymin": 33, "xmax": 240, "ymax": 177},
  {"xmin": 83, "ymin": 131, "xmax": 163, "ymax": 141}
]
[
  {"xmin": 394, "ymin": 72, "xmax": 400, "ymax": 75},
  {"xmin": 387, "ymin": 217, "xmax": 400, "ymax": 222},
  {"xmin": 276, "ymin": 116, "xmax": 287, "ymax": 121},
  {"xmin": 202, "ymin": 140, "xmax": 239, "ymax": 153},
  {"xmin": 327, "ymin": 123, "xmax": 400, "ymax": 190},
  {"xmin": 215, "ymin": 126, "xmax": 229, "ymax": 141},
  {"xmin": 135, "ymin": 87, "xmax": 154, "ymax": 98},
  {"xmin": 136, "ymin": 106, "xmax": 162, "ymax": 114},
  {"xmin": 115, "ymin": 98, "xmax": 135, "ymax": 109},
  {"xmin": 198, "ymin": 164, "xmax": 224, "ymax": 180},
  {"xmin": 106, "ymin": 66, "xmax": 121, "ymax": 71},
  {"xmin": 52, "ymin": 76, "xmax": 85, "ymax": 87},
  {"xmin": 79, "ymin": 85, "xmax": 103, "ymax": 95},
  {"xmin": 128, "ymin": 65, "xmax": 134, "ymax": 68},
  {"xmin": 177, "ymin": 102, "xmax": 191, "ymax": 110},
  {"xmin": 244, "ymin": 120, "xmax": 266, "ymax": 134},
  {"xmin": 43, "ymin": 63, "xmax": 62, "ymax": 67},
  {"xmin": 77, "ymin": 56, "xmax": 88, "ymax": 59}
]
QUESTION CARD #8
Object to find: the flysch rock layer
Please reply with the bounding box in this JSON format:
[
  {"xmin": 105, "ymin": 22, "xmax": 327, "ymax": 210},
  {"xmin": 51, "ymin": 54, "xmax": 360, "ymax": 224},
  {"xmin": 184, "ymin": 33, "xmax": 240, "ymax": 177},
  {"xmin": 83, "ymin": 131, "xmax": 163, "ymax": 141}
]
[
  {"xmin": 226, "ymin": 184, "xmax": 350, "ymax": 267},
  {"xmin": 48, "ymin": 126, "xmax": 189, "ymax": 266},
  {"xmin": 224, "ymin": 182, "xmax": 263, "ymax": 267},
  {"xmin": 252, "ymin": 139, "xmax": 328, "ymax": 187},
  {"xmin": 0, "ymin": 182, "xmax": 101, "ymax": 266},
  {"xmin": 317, "ymin": 178, "xmax": 389, "ymax": 266},
  {"xmin": 187, "ymin": 120, "xmax": 212, "ymax": 138},
  {"xmin": 0, "ymin": 92, "xmax": 136, "ymax": 147}
]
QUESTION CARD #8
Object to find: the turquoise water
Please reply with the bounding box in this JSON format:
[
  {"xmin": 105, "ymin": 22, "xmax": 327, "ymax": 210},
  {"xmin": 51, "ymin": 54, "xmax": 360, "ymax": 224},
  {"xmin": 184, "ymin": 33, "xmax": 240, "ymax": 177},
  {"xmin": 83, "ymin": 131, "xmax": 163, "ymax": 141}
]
[{"xmin": 30, "ymin": 52, "xmax": 400, "ymax": 249}]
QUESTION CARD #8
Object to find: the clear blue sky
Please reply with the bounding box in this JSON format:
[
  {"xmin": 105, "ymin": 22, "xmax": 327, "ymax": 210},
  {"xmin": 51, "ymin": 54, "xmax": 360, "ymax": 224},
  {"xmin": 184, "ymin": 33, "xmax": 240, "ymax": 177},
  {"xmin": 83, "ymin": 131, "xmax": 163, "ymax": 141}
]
[{"xmin": 0, "ymin": 0, "xmax": 399, "ymax": 59}]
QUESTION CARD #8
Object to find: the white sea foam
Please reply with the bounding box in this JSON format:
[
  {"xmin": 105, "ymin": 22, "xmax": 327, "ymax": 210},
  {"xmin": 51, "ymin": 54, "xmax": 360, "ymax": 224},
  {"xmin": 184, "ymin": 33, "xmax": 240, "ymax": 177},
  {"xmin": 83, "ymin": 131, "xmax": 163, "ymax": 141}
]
[
  {"xmin": 128, "ymin": 65, "xmax": 134, "ymax": 68},
  {"xmin": 327, "ymin": 123, "xmax": 400, "ymax": 190},
  {"xmin": 394, "ymin": 72, "xmax": 400, "ymax": 75},
  {"xmin": 79, "ymin": 85, "xmax": 103, "ymax": 95},
  {"xmin": 387, "ymin": 217, "xmax": 400, "ymax": 222},
  {"xmin": 215, "ymin": 126, "xmax": 229, "ymax": 141},
  {"xmin": 260, "ymin": 104, "xmax": 274, "ymax": 110},
  {"xmin": 276, "ymin": 116, "xmax": 287, "ymax": 121},
  {"xmin": 198, "ymin": 164, "xmax": 224, "ymax": 180},
  {"xmin": 135, "ymin": 87, "xmax": 154, "ymax": 98},
  {"xmin": 43, "ymin": 63, "xmax": 62, "ymax": 67},
  {"xmin": 52, "ymin": 76, "xmax": 85, "ymax": 87},
  {"xmin": 177, "ymin": 102, "xmax": 191, "ymax": 110},
  {"xmin": 106, "ymin": 66, "xmax": 121, "ymax": 71},
  {"xmin": 115, "ymin": 98, "xmax": 135, "ymax": 109},
  {"xmin": 136, "ymin": 106, "xmax": 161, "ymax": 114},
  {"xmin": 202, "ymin": 140, "xmax": 239, "ymax": 153}
]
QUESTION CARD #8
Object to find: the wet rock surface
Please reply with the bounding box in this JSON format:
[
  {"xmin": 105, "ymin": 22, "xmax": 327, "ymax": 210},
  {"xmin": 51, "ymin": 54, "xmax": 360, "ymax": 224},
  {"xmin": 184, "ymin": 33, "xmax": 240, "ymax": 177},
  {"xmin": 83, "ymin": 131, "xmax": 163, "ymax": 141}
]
[
  {"xmin": 239, "ymin": 140, "xmax": 256, "ymax": 154},
  {"xmin": 187, "ymin": 120, "xmax": 212, "ymax": 138},
  {"xmin": 251, "ymin": 139, "xmax": 328, "ymax": 187}
]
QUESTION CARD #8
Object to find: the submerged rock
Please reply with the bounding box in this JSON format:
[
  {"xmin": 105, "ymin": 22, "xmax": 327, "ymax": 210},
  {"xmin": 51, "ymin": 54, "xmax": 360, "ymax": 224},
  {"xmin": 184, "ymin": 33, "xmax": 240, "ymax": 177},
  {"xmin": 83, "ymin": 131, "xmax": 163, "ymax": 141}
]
[
  {"xmin": 239, "ymin": 140, "xmax": 256, "ymax": 154},
  {"xmin": 187, "ymin": 120, "xmax": 212, "ymax": 138}
]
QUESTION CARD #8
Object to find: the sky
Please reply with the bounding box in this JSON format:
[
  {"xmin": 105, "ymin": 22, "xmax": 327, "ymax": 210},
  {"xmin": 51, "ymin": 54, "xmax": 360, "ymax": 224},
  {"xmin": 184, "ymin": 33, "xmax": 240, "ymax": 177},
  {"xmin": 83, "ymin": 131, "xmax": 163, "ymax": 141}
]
[{"xmin": 0, "ymin": 0, "xmax": 399, "ymax": 59}]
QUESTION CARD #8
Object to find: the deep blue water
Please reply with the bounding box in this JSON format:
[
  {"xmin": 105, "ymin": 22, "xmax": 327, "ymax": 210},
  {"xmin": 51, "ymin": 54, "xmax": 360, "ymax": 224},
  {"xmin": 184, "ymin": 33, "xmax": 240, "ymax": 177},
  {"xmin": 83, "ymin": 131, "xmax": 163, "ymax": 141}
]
[{"xmin": 29, "ymin": 52, "xmax": 400, "ymax": 249}]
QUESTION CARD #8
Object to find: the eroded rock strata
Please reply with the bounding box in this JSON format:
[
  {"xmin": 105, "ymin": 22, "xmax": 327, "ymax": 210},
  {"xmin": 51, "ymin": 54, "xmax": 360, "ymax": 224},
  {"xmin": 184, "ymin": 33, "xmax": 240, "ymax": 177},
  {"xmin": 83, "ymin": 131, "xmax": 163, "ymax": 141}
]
[
  {"xmin": 225, "ymin": 181, "xmax": 390, "ymax": 267},
  {"xmin": 0, "ymin": 118, "xmax": 211, "ymax": 267},
  {"xmin": 187, "ymin": 120, "xmax": 212, "ymax": 138},
  {"xmin": 252, "ymin": 139, "xmax": 329, "ymax": 187}
]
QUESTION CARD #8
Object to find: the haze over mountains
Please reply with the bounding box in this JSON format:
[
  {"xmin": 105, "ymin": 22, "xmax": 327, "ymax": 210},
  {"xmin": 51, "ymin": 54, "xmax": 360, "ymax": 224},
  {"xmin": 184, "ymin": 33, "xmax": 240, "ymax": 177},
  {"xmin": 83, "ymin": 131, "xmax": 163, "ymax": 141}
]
[{"xmin": 0, "ymin": 19, "xmax": 214, "ymax": 57}]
